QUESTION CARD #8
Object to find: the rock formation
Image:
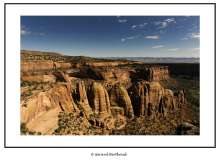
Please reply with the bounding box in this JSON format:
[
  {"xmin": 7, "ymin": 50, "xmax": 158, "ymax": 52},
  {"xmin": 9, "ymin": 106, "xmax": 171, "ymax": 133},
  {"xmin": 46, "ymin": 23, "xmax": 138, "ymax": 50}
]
[
  {"xmin": 21, "ymin": 75, "xmax": 57, "ymax": 83},
  {"xmin": 87, "ymin": 82, "xmax": 111, "ymax": 116},
  {"xmin": 20, "ymin": 50, "xmax": 194, "ymax": 135},
  {"xmin": 108, "ymin": 83, "xmax": 134, "ymax": 119},
  {"xmin": 54, "ymin": 71, "xmax": 70, "ymax": 82},
  {"xmin": 73, "ymin": 82, "xmax": 115, "ymax": 129},
  {"xmin": 20, "ymin": 83, "xmax": 80, "ymax": 135},
  {"xmin": 74, "ymin": 82, "xmax": 93, "ymax": 116},
  {"xmin": 129, "ymin": 80, "xmax": 187, "ymax": 118}
]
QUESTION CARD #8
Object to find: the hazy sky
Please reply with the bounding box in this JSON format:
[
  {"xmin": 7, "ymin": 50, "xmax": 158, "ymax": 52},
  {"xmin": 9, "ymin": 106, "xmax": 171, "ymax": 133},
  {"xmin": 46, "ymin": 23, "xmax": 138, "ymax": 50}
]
[{"xmin": 20, "ymin": 16, "xmax": 200, "ymax": 57}]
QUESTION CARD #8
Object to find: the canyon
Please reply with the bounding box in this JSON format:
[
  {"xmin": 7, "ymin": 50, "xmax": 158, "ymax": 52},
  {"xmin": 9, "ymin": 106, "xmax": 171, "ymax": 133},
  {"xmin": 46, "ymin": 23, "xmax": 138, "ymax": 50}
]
[{"xmin": 20, "ymin": 51, "xmax": 199, "ymax": 135}]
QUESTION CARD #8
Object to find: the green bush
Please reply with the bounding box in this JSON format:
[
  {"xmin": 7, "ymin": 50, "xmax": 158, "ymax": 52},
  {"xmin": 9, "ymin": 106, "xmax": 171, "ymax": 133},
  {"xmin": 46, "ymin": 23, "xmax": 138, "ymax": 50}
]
[{"xmin": 20, "ymin": 123, "xmax": 28, "ymax": 134}]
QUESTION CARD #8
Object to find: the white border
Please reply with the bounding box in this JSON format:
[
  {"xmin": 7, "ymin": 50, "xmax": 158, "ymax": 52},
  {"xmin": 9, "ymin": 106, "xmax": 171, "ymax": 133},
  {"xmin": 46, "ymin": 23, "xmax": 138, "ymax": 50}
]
[{"xmin": 5, "ymin": 4, "xmax": 215, "ymax": 147}]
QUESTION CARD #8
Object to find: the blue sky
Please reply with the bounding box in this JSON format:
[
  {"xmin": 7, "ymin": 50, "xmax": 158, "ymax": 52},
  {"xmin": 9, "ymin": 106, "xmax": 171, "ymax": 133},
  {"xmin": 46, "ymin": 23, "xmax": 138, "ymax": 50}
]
[{"xmin": 20, "ymin": 16, "xmax": 200, "ymax": 57}]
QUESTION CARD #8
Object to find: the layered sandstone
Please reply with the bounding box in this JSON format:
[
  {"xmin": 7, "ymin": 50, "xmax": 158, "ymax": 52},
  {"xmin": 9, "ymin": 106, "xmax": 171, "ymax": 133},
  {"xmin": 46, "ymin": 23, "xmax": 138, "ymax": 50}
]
[
  {"xmin": 74, "ymin": 82, "xmax": 115, "ymax": 129},
  {"xmin": 87, "ymin": 82, "xmax": 111, "ymax": 116},
  {"xmin": 132, "ymin": 67, "xmax": 170, "ymax": 82},
  {"xmin": 108, "ymin": 83, "xmax": 134, "ymax": 119},
  {"xmin": 20, "ymin": 60, "xmax": 73, "ymax": 72},
  {"xmin": 129, "ymin": 80, "xmax": 186, "ymax": 118},
  {"xmin": 74, "ymin": 82, "xmax": 93, "ymax": 116},
  {"xmin": 21, "ymin": 75, "xmax": 57, "ymax": 82},
  {"xmin": 147, "ymin": 67, "xmax": 170, "ymax": 81}
]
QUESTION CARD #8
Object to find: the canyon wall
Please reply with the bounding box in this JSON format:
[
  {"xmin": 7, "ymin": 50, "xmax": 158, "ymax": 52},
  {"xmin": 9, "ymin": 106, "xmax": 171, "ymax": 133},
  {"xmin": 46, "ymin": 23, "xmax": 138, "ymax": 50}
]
[
  {"xmin": 20, "ymin": 60, "xmax": 140, "ymax": 72},
  {"xmin": 21, "ymin": 79, "xmax": 186, "ymax": 134},
  {"xmin": 129, "ymin": 80, "xmax": 186, "ymax": 118}
]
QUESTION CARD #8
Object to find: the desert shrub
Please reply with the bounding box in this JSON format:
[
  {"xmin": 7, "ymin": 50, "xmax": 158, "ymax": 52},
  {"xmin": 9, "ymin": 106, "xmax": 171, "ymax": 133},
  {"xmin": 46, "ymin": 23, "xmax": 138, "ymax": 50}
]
[
  {"xmin": 22, "ymin": 103, "xmax": 27, "ymax": 107},
  {"xmin": 20, "ymin": 123, "xmax": 28, "ymax": 134},
  {"xmin": 55, "ymin": 126, "xmax": 62, "ymax": 133},
  {"xmin": 33, "ymin": 85, "xmax": 38, "ymax": 90}
]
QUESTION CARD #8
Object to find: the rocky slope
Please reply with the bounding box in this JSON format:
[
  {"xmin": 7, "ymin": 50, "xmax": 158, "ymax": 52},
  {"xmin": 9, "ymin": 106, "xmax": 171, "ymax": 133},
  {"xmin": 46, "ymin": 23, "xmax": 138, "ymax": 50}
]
[{"xmin": 20, "ymin": 83, "xmax": 80, "ymax": 135}]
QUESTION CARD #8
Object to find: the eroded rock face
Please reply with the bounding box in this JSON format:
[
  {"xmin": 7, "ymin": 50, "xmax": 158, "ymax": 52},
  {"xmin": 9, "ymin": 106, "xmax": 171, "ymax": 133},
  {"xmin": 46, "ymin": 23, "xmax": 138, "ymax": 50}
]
[
  {"xmin": 74, "ymin": 82, "xmax": 93, "ymax": 116},
  {"xmin": 129, "ymin": 80, "xmax": 187, "ymax": 118},
  {"xmin": 75, "ymin": 82, "xmax": 114, "ymax": 129},
  {"xmin": 20, "ymin": 83, "xmax": 80, "ymax": 135},
  {"xmin": 147, "ymin": 67, "xmax": 170, "ymax": 81},
  {"xmin": 54, "ymin": 71, "xmax": 70, "ymax": 82},
  {"xmin": 87, "ymin": 82, "xmax": 111, "ymax": 117},
  {"xmin": 108, "ymin": 83, "xmax": 134, "ymax": 119},
  {"xmin": 173, "ymin": 90, "xmax": 187, "ymax": 110},
  {"xmin": 21, "ymin": 75, "xmax": 57, "ymax": 83}
]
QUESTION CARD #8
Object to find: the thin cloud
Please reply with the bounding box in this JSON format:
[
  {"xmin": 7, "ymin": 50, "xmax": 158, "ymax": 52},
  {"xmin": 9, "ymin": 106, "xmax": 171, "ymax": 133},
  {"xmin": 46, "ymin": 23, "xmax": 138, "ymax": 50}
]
[
  {"xmin": 20, "ymin": 25, "xmax": 31, "ymax": 35},
  {"xmin": 20, "ymin": 30, "xmax": 30, "ymax": 35},
  {"xmin": 181, "ymin": 38, "xmax": 188, "ymax": 40},
  {"xmin": 127, "ymin": 35, "xmax": 140, "ymax": 39},
  {"xmin": 132, "ymin": 25, "xmax": 137, "ymax": 29},
  {"xmin": 145, "ymin": 36, "xmax": 160, "ymax": 39},
  {"xmin": 121, "ymin": 39, "xmax": 125, "ymax": 41},
  {"xmin": 118, "ymin": 19, "xmax": 127, "ymax": 23},
  {"xmin": 153, "ymin": 45, "xmax": 164, "ymax": 48},
  {"xmin": 156, "ymin": 22, "xmax": 168, "ymax": 29},
  {"xmin": 159, "ymin": 30, "xmax": 166, "ymax": 35},
  {"xmin": 164, "ymin": 18, "xmax": 175, "ymax": 23},
  {"xmin": 187, "ymin": 32, "xmax": 200, "ymax": 39},
  {"xmin": 191, "ymin": 35, "xmax": 200, "ymax": 38},
  {"xmin": 153, "ymin": 18, "xmax": 174, "ymax": 29},
  {"xmin": 21, "ymin": 25, "xmax": 25, "ymax": 29},
  {"xmin": 39, "ymin": 33, "xmax": 45, "ymax": 36},
  {"xmin": 191, "ymin": 47, "xmax": 200, "ymax": 50},
  {"xmin": 165, "ymin": 48, "xmax": 179, "ymax": 51},
  {"xmin": 41, "ymin": 26, "xmax": 45, "ymax": 28},
  {"xmin": 138, "ymin": 23, "xmax": 148, "ymax": 28},
  {"xmin": 132, "ymin": 23, "xmax": 147, "ymax": 29}
]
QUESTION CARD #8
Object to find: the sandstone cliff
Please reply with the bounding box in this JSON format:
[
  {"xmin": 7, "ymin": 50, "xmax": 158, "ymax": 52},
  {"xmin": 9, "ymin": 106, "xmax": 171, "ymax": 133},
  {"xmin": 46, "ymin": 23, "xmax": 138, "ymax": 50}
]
[
  {"xmin": 21, "ymin": 75, "xmax": 57, "ymax": 83},
  {"xmin": 108, "ymin": 83, "xmax": 134, "ymax": 119},
  {"xmin": 74, "ymin": 82, "xmax": 115, "ymax": 129},
  {"xmin": 129, "ymin": 80, "xmax": 187, "ymax": 118}
]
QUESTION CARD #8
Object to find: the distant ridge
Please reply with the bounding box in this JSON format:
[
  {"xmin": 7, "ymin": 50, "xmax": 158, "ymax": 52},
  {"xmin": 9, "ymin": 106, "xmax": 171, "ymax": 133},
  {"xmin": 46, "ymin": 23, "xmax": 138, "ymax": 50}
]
[{"xmin": 96, "ymin": 57, "xmax": 200, "ymax": 63}]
